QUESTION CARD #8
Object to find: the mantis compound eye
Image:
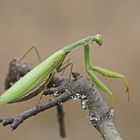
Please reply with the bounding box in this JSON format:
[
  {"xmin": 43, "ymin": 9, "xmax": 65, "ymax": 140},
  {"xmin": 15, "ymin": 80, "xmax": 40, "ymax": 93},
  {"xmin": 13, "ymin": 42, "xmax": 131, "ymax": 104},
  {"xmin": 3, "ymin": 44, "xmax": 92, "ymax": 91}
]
[{"xmin": 94, "ymin": 34, "xmax": 103, "ymax": 46}]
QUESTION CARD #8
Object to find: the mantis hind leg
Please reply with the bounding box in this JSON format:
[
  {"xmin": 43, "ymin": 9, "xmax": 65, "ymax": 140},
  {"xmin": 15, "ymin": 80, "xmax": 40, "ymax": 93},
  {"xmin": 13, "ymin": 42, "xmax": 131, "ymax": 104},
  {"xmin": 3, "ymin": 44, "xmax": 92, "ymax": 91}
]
[
  {"xmin": 19, "ymin": 46, "xmax": 42, "ymax": 63},
  {"xmin": 5, "ymin": 47, "xmax": 41, "ymax": 90},
  {"xmin": 37, "ymin": 72, "xmax": 56, "ymax": 104},
  {"xmin": 7, "ymin": 47, "xmax": 42, "ymax": 103}
]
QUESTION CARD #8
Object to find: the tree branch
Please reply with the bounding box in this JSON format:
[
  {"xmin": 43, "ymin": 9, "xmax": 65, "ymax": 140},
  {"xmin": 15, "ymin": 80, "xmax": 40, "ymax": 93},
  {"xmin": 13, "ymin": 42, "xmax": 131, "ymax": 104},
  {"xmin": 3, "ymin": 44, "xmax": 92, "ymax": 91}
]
[{"xmin": 0, "ymin": 59, "xmax": 122, "ymax": 140}]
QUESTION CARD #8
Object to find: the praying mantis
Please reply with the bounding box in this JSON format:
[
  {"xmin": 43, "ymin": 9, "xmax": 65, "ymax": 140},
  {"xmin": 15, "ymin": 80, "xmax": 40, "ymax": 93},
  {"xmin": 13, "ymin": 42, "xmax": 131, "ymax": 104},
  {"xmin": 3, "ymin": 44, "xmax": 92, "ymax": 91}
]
[{"xmin": 0, "ymin": 34, "xmax": 129, "ymax": 106}]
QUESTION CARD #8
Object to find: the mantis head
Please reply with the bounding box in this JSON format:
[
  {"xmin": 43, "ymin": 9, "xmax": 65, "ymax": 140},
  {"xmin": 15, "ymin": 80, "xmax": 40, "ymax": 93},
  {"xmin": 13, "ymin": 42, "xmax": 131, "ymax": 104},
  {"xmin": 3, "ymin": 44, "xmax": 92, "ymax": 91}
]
[{"xmin": 94, "ymin": 34, "xmax": 103, "ymax": 46}]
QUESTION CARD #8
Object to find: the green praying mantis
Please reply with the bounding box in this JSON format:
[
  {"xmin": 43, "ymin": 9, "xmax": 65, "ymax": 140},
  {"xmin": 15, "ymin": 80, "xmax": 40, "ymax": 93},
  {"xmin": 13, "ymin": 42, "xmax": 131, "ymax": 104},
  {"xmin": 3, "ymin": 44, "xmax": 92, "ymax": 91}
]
[{"xmin": 0, "ymin": 34, "xmax": 129, "ymax": 107}]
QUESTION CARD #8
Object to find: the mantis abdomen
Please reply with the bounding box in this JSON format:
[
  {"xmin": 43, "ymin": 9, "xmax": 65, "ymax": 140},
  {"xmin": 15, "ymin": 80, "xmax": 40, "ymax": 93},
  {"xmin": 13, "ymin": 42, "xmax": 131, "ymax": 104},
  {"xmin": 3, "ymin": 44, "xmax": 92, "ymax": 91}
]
[{"xmin": 0, "ymin": 49, "xmax": 66, "ymax": 104}]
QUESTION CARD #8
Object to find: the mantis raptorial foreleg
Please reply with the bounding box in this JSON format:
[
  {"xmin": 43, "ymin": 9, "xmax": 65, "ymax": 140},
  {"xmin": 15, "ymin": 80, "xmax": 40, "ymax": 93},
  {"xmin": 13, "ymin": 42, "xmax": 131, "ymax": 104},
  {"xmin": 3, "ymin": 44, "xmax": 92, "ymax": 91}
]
[
  {"xmin": 92, "ymin": 66, "xmax": 129, "ymax": 100},
  {"xmin": 84, "ymin": 45, "xmax": 129, "ymax": 107}
]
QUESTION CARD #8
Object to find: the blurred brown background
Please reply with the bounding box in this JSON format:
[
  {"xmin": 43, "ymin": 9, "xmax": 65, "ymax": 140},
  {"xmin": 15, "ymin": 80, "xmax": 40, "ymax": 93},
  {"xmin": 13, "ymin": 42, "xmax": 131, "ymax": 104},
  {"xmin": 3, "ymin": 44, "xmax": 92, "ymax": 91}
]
[{"xmin": 0, "ymin": 0, "xmax": 139, "ymax": 139}]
